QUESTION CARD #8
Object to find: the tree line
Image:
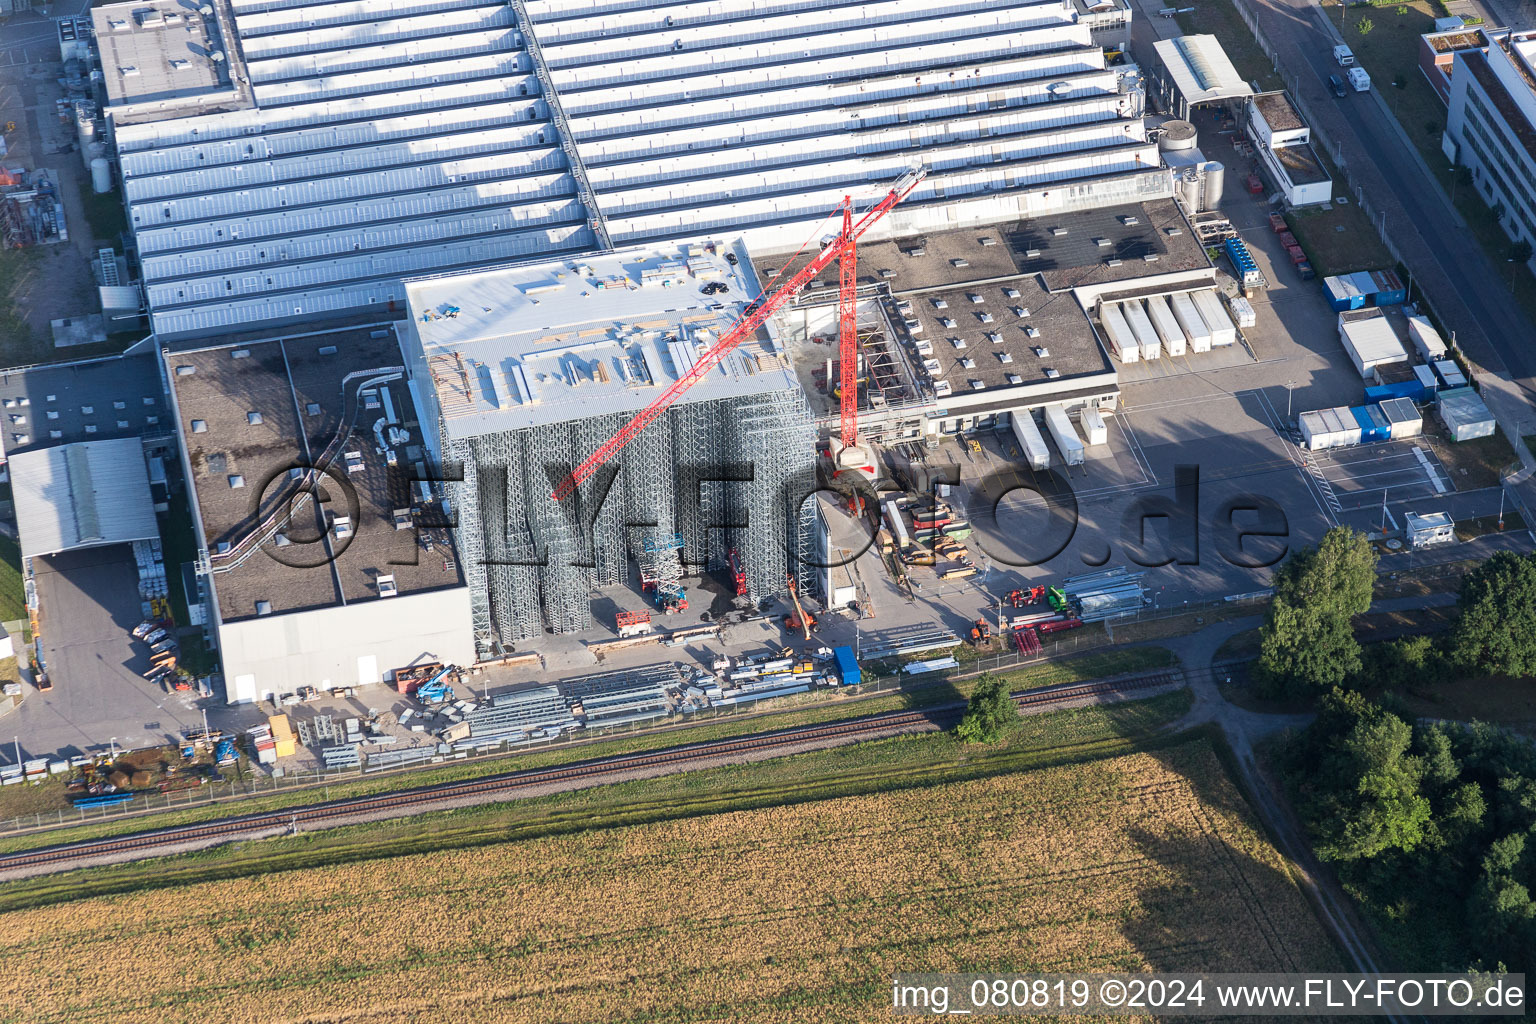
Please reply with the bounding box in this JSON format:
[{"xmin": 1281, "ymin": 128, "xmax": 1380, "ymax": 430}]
[{"xmin": 1257, "ymin": 529, "xmax": 1536, "ymax": 968}]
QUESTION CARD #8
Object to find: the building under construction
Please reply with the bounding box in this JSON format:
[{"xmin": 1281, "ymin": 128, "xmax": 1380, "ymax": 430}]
[{"xmin": 401, "ymin": 241, "xmax": 815, "ymax": 654}]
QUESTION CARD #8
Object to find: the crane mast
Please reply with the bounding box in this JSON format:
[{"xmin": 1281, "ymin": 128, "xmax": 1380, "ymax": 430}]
[
  {"xmin": 837, "ymin": 200, "xmax": 858, "ymax": 451},
  {"xmin": 552, "ymin": 167, "xmax": 925, "ymax": 502}
]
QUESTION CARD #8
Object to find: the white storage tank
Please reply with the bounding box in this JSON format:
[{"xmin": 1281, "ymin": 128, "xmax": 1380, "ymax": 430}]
[
  {"xmin": 90, "ymin": 157, "xmax": 112, "ymax": 194},
  {"xmin": 1080, "ymin": 408, "xmax": 1109, "ymax": 446},
  {"xmin": 1191, "ymin": 290, "xmax": 1237, "ymax": 346},
  {"xmin": 1177, "ymin": 167, "xmax": 1202, "ymax": 212},
  {"xmin": 1043, "ymin": 405, "xmax": 1086, "ymax": 466},
  {"xmin": 1009, "ymin": 411, "xmax": 1051, "ymax": 470},
  {"xmin": 1098, "ymin": 301, "xmax": 1139, "ymax": 363},
  {"xmin": 1202, "ymin": 161, "xmax": 1225, "ymax": 210},
  {"xmin": 1121, "ymin": 299, "xmax": 1162, "ymax": 360},
  {"xmin": 1159, "ymin": 120, "xmax": 1198, "ymax": 152},
  {"xmin": 1144, "ymin": 294, "xmax": 1187, "ymax": 357},
  {"xmin": 1170, "ymin": 291, "xmax": 1212, "ymax": 353}
]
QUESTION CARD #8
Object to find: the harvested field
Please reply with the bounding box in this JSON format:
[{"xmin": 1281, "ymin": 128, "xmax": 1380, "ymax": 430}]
[{"xmin": 0, "ymin": 738, "xmax": 1339, "ymax": 1022}]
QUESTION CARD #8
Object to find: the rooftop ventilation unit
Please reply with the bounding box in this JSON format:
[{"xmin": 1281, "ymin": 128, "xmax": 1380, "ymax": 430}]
[
  {"xmin": 247, "ymin": 411, "xmax": 262, "ymax": 425},
  {"xmin": 228, "ymin": 474, "xmax": 244, "ymax": 489},
  {"xmin": 1044, "ymin": 368, "xmax": 1061, "ymax": 379},
  {"xmin": 1007, "ymin": 373, "xmax": 1024, "ymax": 384},
  {"xmin": 1051, "ymin": 227, "xmax": 1069, "ymax": 237},
  {"xmin": 376, "ymin": 575, "xmax": 398, "ymax": 598},
  {"xmin": 1035, "ymin": 346, "xmax": 1050, "ymax": 358},
  {"xmin": 318, "ymin": 345, "xmax": 337, "ymax": 355},
  {"xmin": 979, "ymin": 237, "xmax": 998, "ymax": 246},
  {"xmin": 256, "ymin": 601, "xmax": 272, "ymax": 616},
  {"xmin": 969, "ymin": 380, "xmax": 985, "ymax": 390},
  {"xmin": 333, "ymin": 516, "xmax": 353, "ymax": 539},
  {"xmin": 1004, "ymin": 289, "xmax": 1022, "ymax": 299},
  {"xmin": 1105, "ymin": 259, "xmax": 1124, "ymax": 267},
  {"xmin": 998, "ymin": 352, "xmax": 1013, "ymax": 363},
  {"xmin": 175, "ymin": 365, "xmax": 194, "ymax": 376}
]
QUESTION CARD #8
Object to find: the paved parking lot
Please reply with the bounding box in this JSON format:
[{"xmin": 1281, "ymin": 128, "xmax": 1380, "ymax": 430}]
[{"xmin": 11, "ymin": 546, "xmax": 206, "ymax": 760}]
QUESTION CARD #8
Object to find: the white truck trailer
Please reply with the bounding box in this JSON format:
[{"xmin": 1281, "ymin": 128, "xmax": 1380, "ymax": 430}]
[
  {"xmin": 1143, "ymin": 294, "xmax": 1188, "ymax": 357},
  {"xmin": 1080, "ymin": 408, "xmax": 1109, "ymax": 446},
  {"xmin": 1043, "ymin": 405, "xmax": 1086, "ymax": 466},
  {"xmin": 1009, "ymin": 411, "xmax": 1051, "ymax": 470},
  {"xmin": 1098, "ymin": 301, "xmax": 1139, "ymax": 363},
  {"xmin": 1192, "ymin": 289, "xmax": 1237, "ymax": 346},
  {"xmin": 1121, "ymin": 299, "xmax": 1163, "ymax": 360},
  {"xmin": 1170, "ymin": 291, "xmax": 1212, "ymax": 352}
]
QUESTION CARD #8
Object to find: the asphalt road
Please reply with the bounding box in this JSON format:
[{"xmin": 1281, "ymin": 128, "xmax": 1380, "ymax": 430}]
[{"xmin": 1259, "ymin": 0, "xmax": 1536, "ymax": 385}]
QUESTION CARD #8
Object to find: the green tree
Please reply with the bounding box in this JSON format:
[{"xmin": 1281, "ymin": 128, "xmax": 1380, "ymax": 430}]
[
  {"xmin": 1467, "ymin": 833, "xmax": 1536, "ymax": 965},
  {"xmin": 1357, "ymin": 17, "xmax": 1374, "ymax": 34},
  {"xmin": 1303, "ymin": 691, "xmax": 1432, "ymax": 861},
  {"xmin": 955, "ymin": 673, "xmax": 1018, "ymax": 744},
  {"xmin": 1450, "ymin": 551, "xmax": 1536, "ymax": 676},
  {"xmin": 1255, "ymin": 527, "xmax": 1378, "ymax": 698}
]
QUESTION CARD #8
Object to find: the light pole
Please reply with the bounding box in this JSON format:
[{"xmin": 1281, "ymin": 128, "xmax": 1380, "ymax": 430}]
[{"xmin": 1285, "ymin": 379, "xmax": 1297, "ymax": 419}]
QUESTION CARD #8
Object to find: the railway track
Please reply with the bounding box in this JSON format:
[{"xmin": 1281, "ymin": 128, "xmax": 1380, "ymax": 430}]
[{"xmin": 0, "ymin": 670, "xmax": 1181, "ymax": 876}]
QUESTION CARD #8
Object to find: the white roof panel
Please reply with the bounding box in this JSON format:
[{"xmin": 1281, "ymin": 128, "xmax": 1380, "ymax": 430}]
[{"xmin": 11, "ymin": 438, "xmax": 159, "ymax": 560}]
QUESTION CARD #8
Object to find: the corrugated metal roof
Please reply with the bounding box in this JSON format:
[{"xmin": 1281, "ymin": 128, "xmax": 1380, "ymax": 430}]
[{"xmin": 11, "ymin": 438, "xmax": 159, "ymax": 559}]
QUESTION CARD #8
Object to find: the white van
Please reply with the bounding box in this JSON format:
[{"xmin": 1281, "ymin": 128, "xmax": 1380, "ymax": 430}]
[{"xmin": 1333, "ymin": 44, "xmax": 1355, "ymax": 66}]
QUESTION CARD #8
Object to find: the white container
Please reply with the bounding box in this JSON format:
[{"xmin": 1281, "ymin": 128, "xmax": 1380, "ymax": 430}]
[
  {"xmin": 1170, "ymin": 291, "xmax": 1212, "ymax": 352},
  {"xmin": 1098, "ymin": 301, "xmax": 1140, "ymax": 363},
  {"xmin": 1339, "ymin": 313, "xmax": 1408, "ymax": 379},
  {"xmin": 1407, "ymin": 315, "xmax": 1448, "ymax": 362},
  {"xmin": 1377, "ymin": 397, "xmax": 1423, "ymax": 439},
  {"xmin": 1192, "ymin": 290, "xmax": 1236, "ymax": 346},
  {"xmin": 1080, "ymin": 408, "xmax": 1109, "ymax": 446},
  {"xmin": 1228, "ymin": 295, "xmax": 1257, "ymax": 328},
  {"xmin": 90, "ymin": 157, "xmax": 112, "ymax": 194},
  {"xmin": 1121, "ymin": 299, "xmax": 1163, "ymax": 360},
  {"xmin": 1043, "ymin": 405, "xmax": 1086, "ymax": 466},
  {"xmin": 1009, "ymin": 411, "xmax": 1051, "ymax": 470},
  {"xmin": 1144, "ymin": 294, "xmax": 1187, "ymax": 357}
]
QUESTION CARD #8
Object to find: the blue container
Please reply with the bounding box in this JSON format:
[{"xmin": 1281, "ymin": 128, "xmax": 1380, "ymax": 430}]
[
  {"xmin": 832, "ymin": 645, "xmax": 861, "ymax": 687},
  {"xmin": 1365, "ymin": 380, "xmax": 1426, "ymax": 404},
  {"xmin": 1351, "ymin": 405, "xmax": 1390, "ymax": 442},
  {"xmin": 1370, "ymin": 269, "xmax": 1407, "ymax": 307},
  {"xmin": 1323, "ymin": 273, "xmax": 1370, "ymax": 312}
]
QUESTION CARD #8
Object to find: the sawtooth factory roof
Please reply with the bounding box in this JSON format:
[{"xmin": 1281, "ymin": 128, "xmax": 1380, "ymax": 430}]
[{"xmin": 110, "ymin": 0, "xmax": 1161, "ymax": 341}]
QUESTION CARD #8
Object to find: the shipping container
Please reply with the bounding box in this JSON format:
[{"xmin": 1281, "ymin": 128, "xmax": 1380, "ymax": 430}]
[
  {"xmin": 1301, "ymin": 406, "xmax": 1364, "ymax": 450},
  {"xmin": 1043, "ymin": 405, "xmax": 1086, "ymax": 466},
  {"xmin": 1170, "ymin": 291, "xmax": 1212, "ymax": 352},
  {"xmin": 1432, "ymin": 358, "xmax": 1467, "ymax": 389},
  {"xmin": 1009, "ymin": 411, "xmax": 1051, "ymax": 470},
  {"xmin": 1364, "ymin": 379, "xmax": 1427, "ymax": 404},
  {"xmin": 1406, "ymin": 315, "xmax": 1448, "ymax": 362},
  {"xmin": 1351, "ymin": 404, "xmax": 1391, "ymax": 442},
  {"xmin": 1227, "ymin": 294, "xmax": 1257, "ymax": 328},
  {"xmin": 1377, "ymin": 396, "xmax": 1423, "ymax": 438},
  {"xmin": 1191, "ymin": 290, "xmax": 1237, "ymax": 346},
  {"xmin": 1413, "ymin": 363, "xmax": 1439, "ymax": 395},
  {"xmin": 1080, "ymin": 408, "xmax": 1109, "ymax": 446},
  {"xmin": 1322, "ymin": 271, "xmax": 1373, "ymax": 312},
  {"xmin": 1144, "ymin": 294, "xmax": 1188, "ymax": 356},
  {"xmin": 1369, "ymin": 269, "xmax": 1406, "ymax": 305},
  {"xmin": 1338, "ymin": 312, "xmax": 1408, "ymax": 378},
  {"xmin": 1098, "ymin": 301, "xmax": 1140, "ymax": 363},
  {"xmin": 1437, "ymin": 387, "xmax": 1496, "ymax": 441},
  {"xmin": 1120, "ymin": 299, "xmax": 1163, "ymax": 360}
]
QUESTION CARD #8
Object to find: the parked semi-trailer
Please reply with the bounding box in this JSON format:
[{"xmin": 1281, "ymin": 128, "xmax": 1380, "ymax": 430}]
[
  {"xmin": 1043, "ymin": 405, "xmax": 1086, "ymax": 466},
  {"xmin": 1009, "ymin": 411, "xmax": 1051, "ymax": 470},
  {"xmin": 1170, "ymin": 291, "xmax": 1212, "ymax": 352},
  {"xmin": 1121, "ymin": 298, "xmax": 1163, "ymax": 360},
  {"xmin": 1144, "ymin": 294, "xmax": 1188, "ymax": 357},
  {"xmin": 1098, "ymin": 301, "xmax": 1140, "ymax": 363},
  {"xmin": 1191, "ymin": 289, "xmax": 1237, "ymax": 346}
]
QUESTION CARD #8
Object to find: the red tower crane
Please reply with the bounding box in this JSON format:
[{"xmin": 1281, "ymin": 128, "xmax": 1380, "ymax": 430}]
[{"xmin": 552, "ymin": 167, "xmax": 925, "ymax": 502}]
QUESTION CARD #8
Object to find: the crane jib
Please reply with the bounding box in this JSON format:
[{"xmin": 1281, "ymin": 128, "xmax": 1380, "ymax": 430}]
[{"xmin": 552, "ymin": 168, "xmax": 926, "ymax": 502}]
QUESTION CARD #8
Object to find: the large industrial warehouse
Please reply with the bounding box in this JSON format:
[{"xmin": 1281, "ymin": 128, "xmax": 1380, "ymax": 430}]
[
  {"xmin": 76, "ymin": 0, "xmax": 1260, "ymax": 686},
  {"xmin": 94, "ymin": 0, "xmax": 1162, "ymax": 341}
]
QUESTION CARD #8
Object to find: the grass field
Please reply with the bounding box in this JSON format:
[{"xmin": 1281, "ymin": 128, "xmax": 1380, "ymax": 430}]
[
  {"xmin": 0, "ymin": 646, "xmax": 1177, "ymax": 849},
  {"xmin": 0, "ymin": 721, "xmax": 1339, "ymax": 1022},
  {"xmin": 0, "ymin": 533, "xmax": 25, "ymax": 624}
]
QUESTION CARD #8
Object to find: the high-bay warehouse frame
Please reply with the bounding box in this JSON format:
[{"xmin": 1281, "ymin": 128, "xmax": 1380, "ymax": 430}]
[
  {"xmin": 91, "ymin": 0, "xmax": 1157, "ymax": 341},
  {"xmin": 401, "ymin": 244, "xmax": 816, "ymax": 653}
]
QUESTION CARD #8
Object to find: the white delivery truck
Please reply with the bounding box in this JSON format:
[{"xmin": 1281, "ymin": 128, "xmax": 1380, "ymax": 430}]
[
  {"xmin": 1348, "ymin": 66, "xmax": 1370, "ymax": 91},
  {"xmin": 1333, "ymin": 44, "xmax": 1354, "ymax": 66}
]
